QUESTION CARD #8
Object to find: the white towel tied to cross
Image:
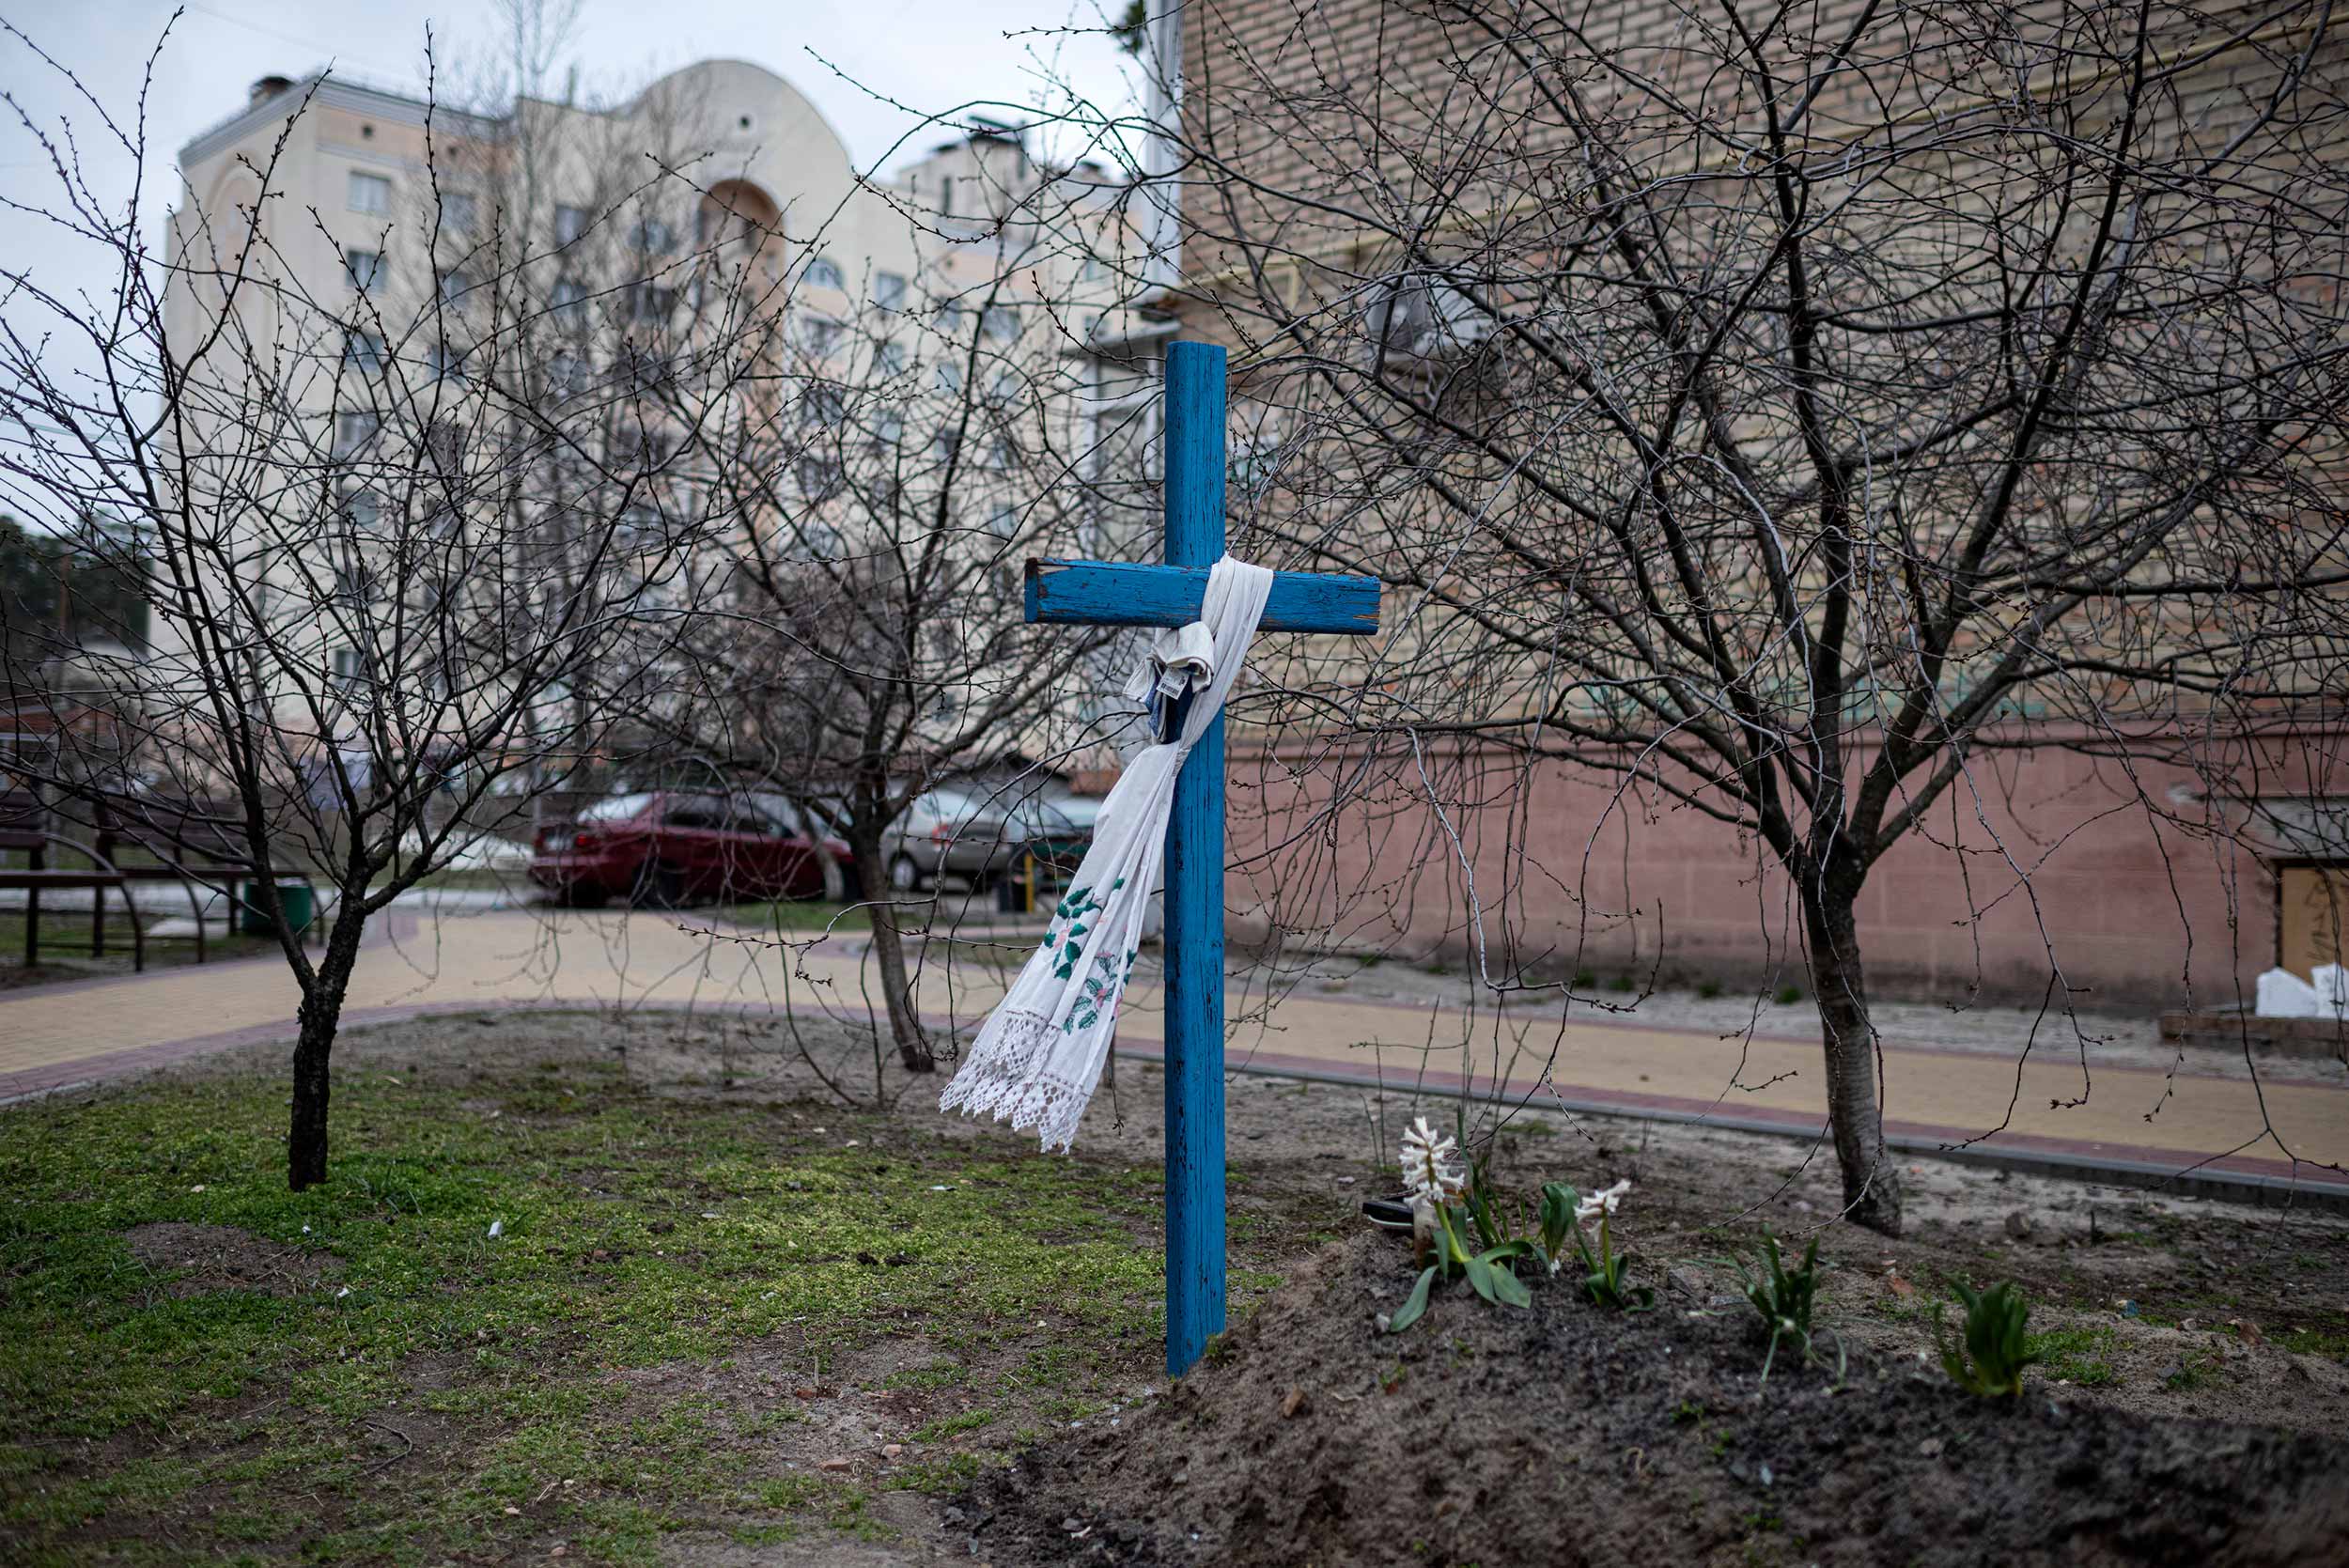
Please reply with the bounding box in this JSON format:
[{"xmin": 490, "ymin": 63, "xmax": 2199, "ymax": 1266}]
[{"xmin": 939, "ymin": 556, "xmax": 1275, "ymax": 1151}]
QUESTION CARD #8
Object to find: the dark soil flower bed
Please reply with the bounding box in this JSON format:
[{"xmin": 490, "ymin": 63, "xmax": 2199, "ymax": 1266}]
[{"xmin": 967, "ymin": 1234, "xmax": 2349, "ymax": 1567}]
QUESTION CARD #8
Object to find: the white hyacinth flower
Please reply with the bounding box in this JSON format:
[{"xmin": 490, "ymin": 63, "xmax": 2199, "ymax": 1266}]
[
  {"xmin": 1575, "ymin": 1178, "xmax": 1632, "ymax": 1226},
  {"xmin": 1399, "ymin": 1117, "xmax": 1467, "ymax": 1211}
]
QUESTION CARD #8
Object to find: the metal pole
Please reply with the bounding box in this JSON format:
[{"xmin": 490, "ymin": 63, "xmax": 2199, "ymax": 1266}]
[{"xmin": 1160, "ymin": 340, "xmax": 1227, "ymax": 1375}]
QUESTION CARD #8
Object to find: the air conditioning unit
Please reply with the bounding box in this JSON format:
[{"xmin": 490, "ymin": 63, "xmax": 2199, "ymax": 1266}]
[{"xmin": 1362, "ymin": 274, "xmax": 1496, "ymax": 362}]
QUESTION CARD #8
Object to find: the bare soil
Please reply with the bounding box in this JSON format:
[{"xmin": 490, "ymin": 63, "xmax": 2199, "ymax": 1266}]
[
  {"xmin": 119, "ymin": 1220, "xmax": 343, "ymax": 1298},
  {"xmin": 964, "ymin": 1233, "xmax": 2349, "ymax": 1568}
]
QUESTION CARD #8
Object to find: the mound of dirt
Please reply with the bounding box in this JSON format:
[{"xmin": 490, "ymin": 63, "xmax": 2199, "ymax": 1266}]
[
  {"xmin": 121, "ymin": 1222, "xmax": 341, "ymax": 1298},
  {"xmin": 965, "ymin": 1234, "xmax": 2349, "ymax": 1567}
]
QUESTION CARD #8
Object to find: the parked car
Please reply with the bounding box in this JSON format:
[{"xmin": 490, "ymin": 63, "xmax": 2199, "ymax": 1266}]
[
  {"xmin": 529, "ymin": 791, "xmax": 853, "ymax": 908},
  {"xmin": 986, "ymin": 797, "xmax": 1102, "ymax": 910},
  {"xmin": 881, "ymin": 788, "xmax": 1008, "ymax": 893},
  {"xmin": 880, "ymin": 788, "xmax": 1099, "ymax": 893},
  {"xmin": 1011, "ymin": 797, "xmax": 1098, "ymax": 876}
]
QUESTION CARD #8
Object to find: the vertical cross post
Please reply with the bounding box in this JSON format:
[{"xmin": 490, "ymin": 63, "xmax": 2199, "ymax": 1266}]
[
  {"xmin": 1020, "ymin": 342, "xmax": 1377, "ymax": 1379},
  {"xmin": 1161, "ymin": 340, "xmax": 1226, "ymax": 1376}
]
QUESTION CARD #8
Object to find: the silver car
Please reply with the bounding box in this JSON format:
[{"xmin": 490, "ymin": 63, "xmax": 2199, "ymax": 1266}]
[{"xmin": 881, "ymin": 787, "xmax": 1098, "ymax": 893}]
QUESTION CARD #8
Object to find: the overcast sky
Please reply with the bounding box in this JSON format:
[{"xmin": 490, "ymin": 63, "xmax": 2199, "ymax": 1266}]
[{"xmin": 0, "ymin": 0, "xmax": 1142, "ymax": 458}]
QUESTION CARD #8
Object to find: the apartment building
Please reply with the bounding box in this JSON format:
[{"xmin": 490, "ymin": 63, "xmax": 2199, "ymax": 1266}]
[
  {"xmin": 151, "ymin": 57, "xmax": 1159, "ymax": 809},
  {"xmin": 1157, "ymin": 0, "xmax": 2349, "ymax": 1004}
]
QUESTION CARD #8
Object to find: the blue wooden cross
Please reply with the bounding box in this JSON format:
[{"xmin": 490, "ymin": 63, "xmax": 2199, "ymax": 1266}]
[{"xmin": 1023, "ymin": 340, "xmax": 1380, "ymax": 1375}]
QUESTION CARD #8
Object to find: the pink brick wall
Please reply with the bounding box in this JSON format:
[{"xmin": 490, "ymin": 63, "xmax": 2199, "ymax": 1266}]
[{"xmin": 1227, "ymin": 730, "xmax": 2341, "ymax": 1008}]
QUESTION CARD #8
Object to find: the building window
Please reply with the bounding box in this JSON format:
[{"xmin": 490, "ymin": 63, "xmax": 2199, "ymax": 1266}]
[
  {"xmin": 615, "ymin": 345, "xmax": 672, "ymax": 388},
  {"xmin": 630, "ymin": 284, "xmax": 677, "ymax": 322},
  {"xmin": 872, "ymin": 270, "xmax": 906, "ymax": 309},
  {"xmin": 546, "ymin": 352, "xmax": 585, "ymax": 396},
  {"xmin": 934, "ymin": 360, "xmax": 962, "ymax": 393},
  {"xmin": 333, "ymin": 411, "xmax": 379, "ymax": 457},
  {"xmin": 554, "ymin": 205, "xmax": 591, "ymax": 245},
  {"xmin": 940, "ymin": 299, "xmax": 964, "ymax": 333},
  {"xmin": 799, "ymin": 317, "xmax": 842, "ymax": 356},
  {"xmin": 806, "ymin": 256, "xmax": 845, "ymax": 290},
  {"xmin": 343, "ymin": 332, "xmax": 385, "ymax": 374},
  {"xmin": 427, "ymin": 340, "xmax": 464, "ymax": 380},
  {"xmin": 1081, "ymin": 253, "xmax": 1106, "ymax": 282},
  {"xmin": 615, "ymin": 425, "xmax": 674, "ymax": 468},
  {"xmin": 345, "ymin": 247, "xmax": 384, "ymax": 293},
  {"xmin": 347, "ymin": 171, "xmax": 391, "ymax": 214},
  {"xmin": 875, "ymin": 407, "xmax": 904, "ymax": 447},
  {"xmin": 423, "ymin": 422, "xmax": 464, "ymax": 473},
  {"xmin": 878, "ymin": 341, "xmax": 907, "ymax": 376},
  {"xmin": 437, "ymin": 268, "xmax": 472, "ymax": 304},
  {"xmin": 797, "ymin": 456, "xmax": 840, "ymax": 496},
  {"xmin": 439, "ymin": 191, "xmax": 476, "ymax": 232},
  {"xmin": 803, "ymin": 384, "xmax": 847, "ymax": 428},
  {"xmin": 343, "ymin": 490, "xmax": 382, "ymax": 532},
  {"xmin": 615, "ymin": 504, "xmax": 662, "ymax": 548},
  {"xmin": 633, "ymin": 217, "xmax": 676, "ymax": 255},
  {"xmin": 988, "ymin": 503, "xmax": 1017, "ymax": 537},
  {"xmin": 987, "ymin": 365, "xmax": 1020, "ymax": 405},
  {"xmin": 332, "ymin": 646, "xmax": 365, "ymax": 690},
  {"xmin": 333, "ymin": 560, "xmax": 372, "ymax": 607},
  {"xmin": 981, "ymin": 305, "xmax": 1018, "ymax": 343},
  {"xmin": 551, "ymin": 277, "xmax": 587, "ymax": 322}
]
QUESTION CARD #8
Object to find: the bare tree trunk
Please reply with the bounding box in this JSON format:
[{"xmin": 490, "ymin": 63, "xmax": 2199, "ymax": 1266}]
[
  {"xmin": 1802, "ymin": 878, "xmax": 1902, "ymax": 1234},
  {"xmin": 855, "ymin": 826, "xmax": 933, "ymax": 1072},
  {"xmin": 288, "ymin": 907, "xmax": 366, "ymax": 1189}
]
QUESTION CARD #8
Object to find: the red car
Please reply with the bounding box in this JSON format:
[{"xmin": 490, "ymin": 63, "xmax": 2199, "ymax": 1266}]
[{"xmin": 529, "ymin": 791, "xmax": 852, "ymax": 908}]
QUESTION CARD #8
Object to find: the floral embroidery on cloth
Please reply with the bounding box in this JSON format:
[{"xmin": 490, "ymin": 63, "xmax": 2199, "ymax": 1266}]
[{"xmin": 938, "ymin": 557, "xmax": 1275, "ymax": 1150}]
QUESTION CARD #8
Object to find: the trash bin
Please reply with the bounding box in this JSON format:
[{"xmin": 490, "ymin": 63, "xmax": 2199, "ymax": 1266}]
[{"xmin": 241, "ymin": 880, "xmax": 316, "ymax": 937}]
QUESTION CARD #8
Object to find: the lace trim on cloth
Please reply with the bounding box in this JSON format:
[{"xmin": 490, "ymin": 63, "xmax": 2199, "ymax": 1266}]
[{"xmin": 934, "ymin": 1007, "xmax": 1102, "ymax": 1152}]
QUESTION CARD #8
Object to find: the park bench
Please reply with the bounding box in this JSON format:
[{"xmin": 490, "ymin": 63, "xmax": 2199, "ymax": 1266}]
[
  {"xmin": 89, "ymin": 797, "xmax": 318, "ymax": 962},
  {"xmin": 0, "ymin": 790, "xmax": 144, "ymax": 971}
]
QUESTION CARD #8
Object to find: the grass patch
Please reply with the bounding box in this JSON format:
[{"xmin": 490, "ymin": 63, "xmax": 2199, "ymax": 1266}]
[
  {"xmin": 0, "ymin": 1040, "xmax": 1193, "ymax": 1563},
  {"xmin": 2164, "ymin": 1349, "xmax": 2224, "ymax": 1390},
  {"xmin": 2028, "ymin": 1324, "xmax": 2121, "ymax": 1387},
  {"xmin": 913, "ymin": 1408, "xmax": 993, "ymax": 1441},
  {"xmin": 723, "ymin": 897, "xmax": 873, "ymax": 933},
  {"xmin": 2278, "ymin": 1325, "xmax": 2349, "ymax": 1359}
]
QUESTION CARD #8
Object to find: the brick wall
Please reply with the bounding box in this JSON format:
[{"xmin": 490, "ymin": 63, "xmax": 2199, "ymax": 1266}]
[
  {"xmin": 1155, "ymin": 0, "xmax": 2349, "ymax": 1007},
  {"xmin": 1227, "ymin": 725, "xmax": 2344, "ymax": 1005}
]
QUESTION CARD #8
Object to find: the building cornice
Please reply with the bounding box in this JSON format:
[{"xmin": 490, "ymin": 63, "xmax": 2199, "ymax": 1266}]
[{"xmin": 180, "ymin": 75, "xmax": 502, "ymax": 172}]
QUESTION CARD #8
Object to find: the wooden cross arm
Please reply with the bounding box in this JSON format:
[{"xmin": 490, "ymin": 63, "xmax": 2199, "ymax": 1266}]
[{"xmin": 1023, "ymin": 558, "xmax": 1381, "ymax": 634}]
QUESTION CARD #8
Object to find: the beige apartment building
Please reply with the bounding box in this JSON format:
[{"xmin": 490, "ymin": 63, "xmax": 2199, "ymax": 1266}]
[
  {"xmin": 1152, "ymin": 0, "xmax": 2349, "ymax": 1007},
  {"xmin": 150, "ymin": 57, "xmax": 1160, "ymax": 813}
]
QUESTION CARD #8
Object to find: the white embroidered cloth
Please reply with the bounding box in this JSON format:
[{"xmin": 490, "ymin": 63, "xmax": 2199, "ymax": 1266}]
[{"xmin": 940, "ymin": 555, "xmax": 1275, "ymax": 1150}]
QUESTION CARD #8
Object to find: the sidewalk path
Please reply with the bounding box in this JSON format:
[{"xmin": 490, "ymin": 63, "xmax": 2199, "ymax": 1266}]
[{"xmin": 3, "ymin": 908, "xmax": 2342, "ymax": 1200}]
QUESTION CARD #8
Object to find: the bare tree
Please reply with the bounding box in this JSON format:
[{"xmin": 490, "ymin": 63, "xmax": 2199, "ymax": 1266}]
[
  {"xmin": 1034, "ymin": 0, "xmax": 2349, "ymax": 1232},
  {"xmin": 655, "ymin": 175, "xmax": 1139, "ymax": 1075},
  {"xmin": 0, "ymin": 22, "xmax": 774, "ymax": 1188}
]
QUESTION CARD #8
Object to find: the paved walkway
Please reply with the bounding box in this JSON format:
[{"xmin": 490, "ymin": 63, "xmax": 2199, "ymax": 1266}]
[{"xmin": 2, "ymin": 908, "xmax": 2343, "ymax": 1200}]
